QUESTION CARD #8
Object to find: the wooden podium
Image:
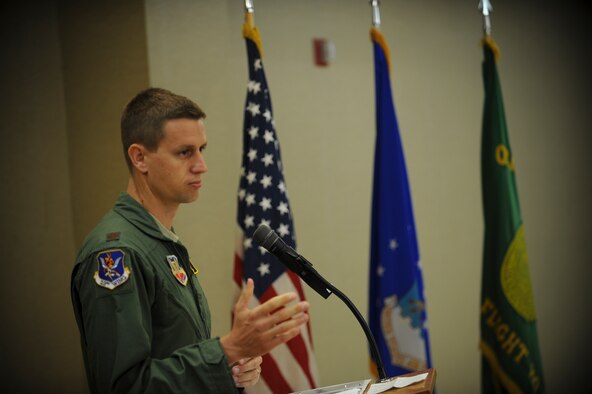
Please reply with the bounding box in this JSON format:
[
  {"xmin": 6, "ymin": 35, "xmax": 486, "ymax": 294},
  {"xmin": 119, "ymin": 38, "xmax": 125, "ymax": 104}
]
[{"xmin": 364, "ymin": 368, "xmax": 436, "ymax": 394}]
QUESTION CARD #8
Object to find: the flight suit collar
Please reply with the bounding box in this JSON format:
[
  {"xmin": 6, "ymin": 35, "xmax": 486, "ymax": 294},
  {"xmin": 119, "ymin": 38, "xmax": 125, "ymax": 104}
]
[{"xmin": 113, "ymin": 192, "xmax": 174, "ymax": 242}]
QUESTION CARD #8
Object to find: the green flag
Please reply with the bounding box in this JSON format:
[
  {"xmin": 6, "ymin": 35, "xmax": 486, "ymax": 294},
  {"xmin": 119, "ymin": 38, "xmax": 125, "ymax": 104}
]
[{"xmin": 480, "ymin": 36, "xmax": 545, "ymax": 394}]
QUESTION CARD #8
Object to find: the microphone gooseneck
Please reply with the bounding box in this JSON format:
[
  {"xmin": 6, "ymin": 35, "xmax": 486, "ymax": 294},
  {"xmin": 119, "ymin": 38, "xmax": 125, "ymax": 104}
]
[
  {"xmin": 252, "ymin": 224, "xmax": 388, "ymax": 381},
  {"xmin": 253, "ymin": 224, "xmax": 332, "ymax": 299}
]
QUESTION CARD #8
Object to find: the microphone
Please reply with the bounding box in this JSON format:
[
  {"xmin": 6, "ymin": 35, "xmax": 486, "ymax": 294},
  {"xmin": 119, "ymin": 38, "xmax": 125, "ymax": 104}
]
[
  {"xmin": 253, "ymin": 224, "xmax": 332, "ymax": 299},
  {"xmin": 252, "ymin": 224, "xmax": 388, "ymax": 381}
]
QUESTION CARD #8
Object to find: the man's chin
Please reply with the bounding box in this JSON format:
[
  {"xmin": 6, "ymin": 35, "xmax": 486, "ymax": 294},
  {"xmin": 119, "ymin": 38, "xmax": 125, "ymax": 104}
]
[{"xmin": 182, "ymin": 192, "xmax": 200, "ymax": 203}]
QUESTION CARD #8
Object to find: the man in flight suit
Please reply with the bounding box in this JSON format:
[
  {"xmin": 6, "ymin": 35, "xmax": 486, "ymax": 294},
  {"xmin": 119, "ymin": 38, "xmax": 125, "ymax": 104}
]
[{"xmin": 70, "ymin": 88, "xmax": 310, "ymax": 393}]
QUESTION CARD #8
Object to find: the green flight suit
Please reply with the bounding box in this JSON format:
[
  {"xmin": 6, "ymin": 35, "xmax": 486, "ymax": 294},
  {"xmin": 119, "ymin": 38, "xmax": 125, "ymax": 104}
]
[{"xmin": 71, "ymin": 193, "xmax": 237, "ymax": 393}]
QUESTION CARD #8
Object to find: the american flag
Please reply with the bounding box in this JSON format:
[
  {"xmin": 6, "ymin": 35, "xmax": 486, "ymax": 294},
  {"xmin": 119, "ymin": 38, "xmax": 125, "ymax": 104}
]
[{"xmin": 233, "ymin": 24, "xmax": 319, "ymax": 394}]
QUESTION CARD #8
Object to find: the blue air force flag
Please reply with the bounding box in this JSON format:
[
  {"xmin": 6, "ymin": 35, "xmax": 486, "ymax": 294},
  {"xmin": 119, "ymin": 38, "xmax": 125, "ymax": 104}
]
[{"xmin": 368, "ymin": 27, "xmax": 433, "ymax": 378}]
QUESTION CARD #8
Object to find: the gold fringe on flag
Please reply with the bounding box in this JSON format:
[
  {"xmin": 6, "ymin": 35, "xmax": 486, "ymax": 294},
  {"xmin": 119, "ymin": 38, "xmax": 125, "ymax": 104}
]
[
  {"xmin": 482, "ymin": 35, "xmax": 501, "ymax": 63},
  {"xmin": 370, "ymin": 27, "xmax": 392, "ymax": 73},
  {"xmin": 243, "ymin": 13, "xmax": 264, "ymax": 58}
]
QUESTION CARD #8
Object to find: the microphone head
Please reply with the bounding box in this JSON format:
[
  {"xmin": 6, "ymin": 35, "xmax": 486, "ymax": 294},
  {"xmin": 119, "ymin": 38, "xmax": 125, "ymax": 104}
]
[{"xmin": 253, "ymin": 224, "xmax": 278, "ymax": 250}]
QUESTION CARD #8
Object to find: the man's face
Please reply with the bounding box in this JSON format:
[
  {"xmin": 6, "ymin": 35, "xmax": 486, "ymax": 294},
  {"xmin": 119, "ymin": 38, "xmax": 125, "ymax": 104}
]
[{"xmin": 143, "ymin": 118, "xmax": 208, "ymax": 207}]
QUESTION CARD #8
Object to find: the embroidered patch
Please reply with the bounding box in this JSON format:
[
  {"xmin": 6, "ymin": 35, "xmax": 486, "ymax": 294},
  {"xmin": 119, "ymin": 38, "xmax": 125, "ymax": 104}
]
[
  {"xmin": 94, "ymin": 249, "xmax": 130, "ymax": 290},
  {"xmin": 167, "ymin": 255, "xmax": 188, "ymax": 286}
]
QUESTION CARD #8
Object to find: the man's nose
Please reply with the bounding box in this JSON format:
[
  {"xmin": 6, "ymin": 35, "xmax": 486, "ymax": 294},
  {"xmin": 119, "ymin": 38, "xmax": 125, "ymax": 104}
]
[{"xmin": 192, "ymin": 154, "xmax": 208, "ymax": 173}]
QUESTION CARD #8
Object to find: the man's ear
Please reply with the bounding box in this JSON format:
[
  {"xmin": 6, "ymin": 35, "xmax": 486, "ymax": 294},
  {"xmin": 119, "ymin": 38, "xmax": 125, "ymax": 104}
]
[{"xmin": 128, "ymin": 143, "xmax": 149, "ymax": 174}]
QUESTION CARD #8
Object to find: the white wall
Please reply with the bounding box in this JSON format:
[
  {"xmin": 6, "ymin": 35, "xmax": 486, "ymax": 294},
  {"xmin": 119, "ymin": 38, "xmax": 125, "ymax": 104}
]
[{"xmin": 144, "ymin": 0, "xmax": 592, "ymax": 392}]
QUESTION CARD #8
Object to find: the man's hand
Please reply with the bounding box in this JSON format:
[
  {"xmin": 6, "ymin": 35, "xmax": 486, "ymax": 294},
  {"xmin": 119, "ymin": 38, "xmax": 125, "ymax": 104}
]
[
  {"xmin": 230, "ymin": 357, "xmax": 263, "ymax": 388},
  {"xmin": 220, "ymin": 278, "xmax": 310, "ymax": 364}
]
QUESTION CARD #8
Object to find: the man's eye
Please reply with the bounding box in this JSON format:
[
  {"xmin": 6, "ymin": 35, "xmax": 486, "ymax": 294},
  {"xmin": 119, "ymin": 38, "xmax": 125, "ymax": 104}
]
[{"xmin": 179, "ymin": 150, "xmax": 193, "ymax": 157}]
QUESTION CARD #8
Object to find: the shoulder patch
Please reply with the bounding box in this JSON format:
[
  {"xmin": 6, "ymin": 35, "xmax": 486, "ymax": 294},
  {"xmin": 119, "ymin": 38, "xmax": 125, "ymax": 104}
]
[
  {"xmin": 94, "ymin": 249, "xmax": 131, "ymax": 290},
  {"xmin": 166, "ymin": 255, "xmax": 188, "ymax": 286}
]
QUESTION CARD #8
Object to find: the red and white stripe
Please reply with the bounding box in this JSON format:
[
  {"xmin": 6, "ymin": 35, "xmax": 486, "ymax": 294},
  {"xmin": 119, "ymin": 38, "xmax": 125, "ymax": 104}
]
[{"xmin": 233, "ymin": 228, "xmax": 319, "ymax": 393}]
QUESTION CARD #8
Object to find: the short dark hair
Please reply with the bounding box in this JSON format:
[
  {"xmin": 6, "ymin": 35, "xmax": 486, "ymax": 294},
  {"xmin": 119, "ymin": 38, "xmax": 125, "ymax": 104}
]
[{"xmin": 120, "ymin": 87, "xmax": 206, "ymax": 170}]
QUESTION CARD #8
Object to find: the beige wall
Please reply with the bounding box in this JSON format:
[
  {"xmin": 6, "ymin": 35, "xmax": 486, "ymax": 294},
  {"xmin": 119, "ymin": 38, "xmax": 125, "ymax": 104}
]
[
  {"xmin": 1, "ymin": 0, "xmax": 590, "ymax": 393},
  {"xmin": 59, "ymin": 0, "xmax": 150, "ymax": 246},
  {"xmin": 145, "ymin": 0, "xmax": 591, "ymax": 392}
]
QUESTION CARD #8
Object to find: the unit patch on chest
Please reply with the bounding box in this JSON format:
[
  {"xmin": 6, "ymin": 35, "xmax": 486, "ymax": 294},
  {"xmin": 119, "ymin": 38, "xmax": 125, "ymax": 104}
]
[
  {"xmin": 94, "ymin": 249, "xmax": 130, "ymax": 290},
  {"xmin": 166, "ymin": 255, "xmax": 188, "ymax": 286}
]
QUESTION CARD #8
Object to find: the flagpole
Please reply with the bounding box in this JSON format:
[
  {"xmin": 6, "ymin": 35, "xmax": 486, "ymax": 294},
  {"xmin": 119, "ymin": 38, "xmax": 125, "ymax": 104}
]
[
  {"xmin": 368, "ymin": 0, "xmax": 434, "ymax": 381},
  {"xmin": 367, "ymin": 0, "xmax": 395, "ymax": 383},
  {"xmin": 479, "ymin": 1, "xmax": 545, "ymax": 391},
  {"xmin": 370, "ymin": 0, "xmax": 381, "ymax": 28},
  {"xmin": 479, "ymin": 0, "xmax": 499, "ymax": 62},
  {"xmin": 237, "ymin": 0, "xmax": 321, "ymax": 390},
  {"xmin": 479, "ymin": 0, "xmax": 493, "ymax": 36},
  {"xmin": 244, "ymin": 0, "xmax": 254, "ymax": 27}
]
